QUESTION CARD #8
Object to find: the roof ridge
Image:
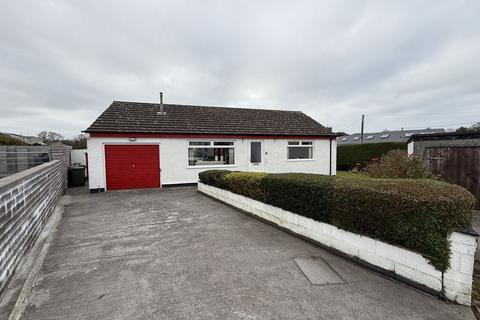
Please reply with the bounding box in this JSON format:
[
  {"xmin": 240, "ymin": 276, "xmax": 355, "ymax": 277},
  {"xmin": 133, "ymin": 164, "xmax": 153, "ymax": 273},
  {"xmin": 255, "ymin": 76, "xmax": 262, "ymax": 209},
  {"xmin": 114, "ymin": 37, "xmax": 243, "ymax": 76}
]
[{"xmin": 111, "ymin": 100, "xmax": 304, "ymax": 113}]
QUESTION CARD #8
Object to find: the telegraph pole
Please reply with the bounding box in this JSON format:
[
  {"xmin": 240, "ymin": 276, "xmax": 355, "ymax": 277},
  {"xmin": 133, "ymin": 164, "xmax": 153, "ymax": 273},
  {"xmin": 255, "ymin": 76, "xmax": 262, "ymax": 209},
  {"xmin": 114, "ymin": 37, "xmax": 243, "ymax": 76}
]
[{"xmin": 361, "ymin": 114, "xmax": 365, "ymax": 143}]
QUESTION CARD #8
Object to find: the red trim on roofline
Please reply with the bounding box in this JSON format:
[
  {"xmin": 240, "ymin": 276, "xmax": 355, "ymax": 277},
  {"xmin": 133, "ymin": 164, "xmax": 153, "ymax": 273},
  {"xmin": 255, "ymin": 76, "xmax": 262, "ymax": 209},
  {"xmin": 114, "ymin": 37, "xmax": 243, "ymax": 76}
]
[{"xmin": 88, "ymin": 132, "xmax": 336, "ymax": 140}]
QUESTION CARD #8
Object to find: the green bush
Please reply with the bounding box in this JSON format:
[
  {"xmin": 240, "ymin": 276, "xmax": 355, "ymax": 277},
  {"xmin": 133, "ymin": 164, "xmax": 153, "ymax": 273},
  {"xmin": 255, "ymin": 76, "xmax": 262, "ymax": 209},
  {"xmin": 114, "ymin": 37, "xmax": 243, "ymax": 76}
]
[
  {"xmin": 199, "ymin": 170, "xmax": 475, "ymax": 272},
  {"xmin": 198, "ymin": 170, "xmax": 230, "ymax": 189},
  {"xmin": 331, "ymin": 178, "xmax": 474, "ymax": 270},
  {"xmin": 337, "ymin": 142, "xmax": 407, "ymax": 171},
  {"xmin": 223, "ymin": 172, "xmax": 268, "ymax": 201},
  {"xmin": 366, "ymin": 150, "xmax": 435, "ymax": 179},
  {"xmin": 260, "ymin": 173, "xmax": 335, "ymax": 222}
]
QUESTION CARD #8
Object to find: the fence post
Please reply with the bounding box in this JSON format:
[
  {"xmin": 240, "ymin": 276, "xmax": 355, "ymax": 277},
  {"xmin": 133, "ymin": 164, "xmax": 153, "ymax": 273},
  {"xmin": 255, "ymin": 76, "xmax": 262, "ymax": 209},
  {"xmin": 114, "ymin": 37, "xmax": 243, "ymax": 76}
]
[{"xmin": 49, "ymin": 143, "xmax": 72, "ymax": 192}]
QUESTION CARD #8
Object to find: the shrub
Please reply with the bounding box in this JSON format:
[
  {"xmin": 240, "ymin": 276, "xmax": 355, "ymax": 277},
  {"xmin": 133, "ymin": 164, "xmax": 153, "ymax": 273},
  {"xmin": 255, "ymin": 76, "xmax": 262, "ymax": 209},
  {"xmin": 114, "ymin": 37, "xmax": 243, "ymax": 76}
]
[
  {"xmin": 366, "ymin": 150, "xmax": 435, "ymax": 179},
  {"xmin": 198, "ymin": 170, "xmax": 475, "ymax": 271},
  {"xmin": 331, "ymin": 178, "xmax": 474, "ymax": 270},
  {"xmin": 260, "ymin": 173, "xmax": 335, "ymax": 222},
  {"xmin": 223, "ymin": 172, "xmax": 268, "ymax": 201},
  {"xmin": 337, "ymin": 142, "xmax": 406, "ymax": 171},
  {"xmin": 198, "ymin": 170, "xmax": 231, "ymax": 189}
]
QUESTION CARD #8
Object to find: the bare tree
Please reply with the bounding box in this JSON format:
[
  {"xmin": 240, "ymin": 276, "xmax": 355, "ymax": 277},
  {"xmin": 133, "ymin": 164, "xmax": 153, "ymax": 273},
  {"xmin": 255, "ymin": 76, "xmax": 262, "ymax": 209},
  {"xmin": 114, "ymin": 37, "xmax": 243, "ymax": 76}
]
[{"xmin": 37, "ymin": 131, "xmax": 64, "ymax": 144}]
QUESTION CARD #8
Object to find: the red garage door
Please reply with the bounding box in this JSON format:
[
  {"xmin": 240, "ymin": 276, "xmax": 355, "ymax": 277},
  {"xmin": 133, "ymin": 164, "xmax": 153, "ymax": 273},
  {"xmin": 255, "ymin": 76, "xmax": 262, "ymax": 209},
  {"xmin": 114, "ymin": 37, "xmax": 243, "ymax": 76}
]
[{"xmin": 105, "ymin": 145, "xmax": 160, "ymax": 190}]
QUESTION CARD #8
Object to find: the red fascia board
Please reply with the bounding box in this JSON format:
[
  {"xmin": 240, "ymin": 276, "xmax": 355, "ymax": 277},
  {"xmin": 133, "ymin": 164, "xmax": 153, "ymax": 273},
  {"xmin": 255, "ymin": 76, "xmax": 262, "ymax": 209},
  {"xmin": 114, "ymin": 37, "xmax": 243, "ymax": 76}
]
[{"xmin": 89, "ymin": 132, "xmax": 335, "ymax": 140}]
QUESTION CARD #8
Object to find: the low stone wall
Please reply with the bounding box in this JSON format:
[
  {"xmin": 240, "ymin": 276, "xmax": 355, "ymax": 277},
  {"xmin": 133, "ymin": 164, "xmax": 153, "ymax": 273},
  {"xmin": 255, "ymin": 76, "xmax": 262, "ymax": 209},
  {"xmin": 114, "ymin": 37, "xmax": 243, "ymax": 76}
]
[
  {"xmin": 198, "ymin": 182, "xmax": 477, "ymax": 305},
  {"xmin": 0, "ymin": 161, "xmax": 64, "ymax": 296}
]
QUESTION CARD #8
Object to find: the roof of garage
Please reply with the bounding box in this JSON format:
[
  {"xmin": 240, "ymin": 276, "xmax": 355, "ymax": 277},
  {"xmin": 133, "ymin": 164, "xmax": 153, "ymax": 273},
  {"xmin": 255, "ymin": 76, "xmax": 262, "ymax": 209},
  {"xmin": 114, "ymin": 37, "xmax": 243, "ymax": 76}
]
[{"xmin": 85, "ymin": 101, "xmax": 334, "ymax": 136}]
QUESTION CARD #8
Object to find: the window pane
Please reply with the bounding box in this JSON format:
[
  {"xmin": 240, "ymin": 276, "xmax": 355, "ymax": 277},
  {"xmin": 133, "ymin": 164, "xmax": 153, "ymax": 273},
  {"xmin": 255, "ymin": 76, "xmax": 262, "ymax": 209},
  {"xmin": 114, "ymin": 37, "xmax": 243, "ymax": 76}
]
[
  {"xmin": 188, "ymin": 147, "xmax": 234, "ymax": 166},
  {"xmin": 213, "ymin": 141, "xmax": 234, "ymax": 146},
  {"xmin": 288, "ymin": 146, "xmax": 313, "ymax": 159},
  {"xmin": 250, "ymin": 142, "xmax": 261, "ymax": 163},
  {"xmin": 288, "ymin": 141, "xmax": 299, "ymax": 145},
  {"xmin": 189, "ymin": 141, "xmax": 210, "ymax": 146},
  {"xmin": 301, "ymin": 141, "xmax": 313, "ymax": 145}
]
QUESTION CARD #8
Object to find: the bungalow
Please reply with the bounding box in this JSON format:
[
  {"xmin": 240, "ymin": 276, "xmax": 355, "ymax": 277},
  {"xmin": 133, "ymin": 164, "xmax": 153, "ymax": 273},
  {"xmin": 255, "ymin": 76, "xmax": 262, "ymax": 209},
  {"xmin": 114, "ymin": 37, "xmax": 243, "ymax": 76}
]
[{"xmin": 84, "ymin": 100, "xmax": 336, "ymax": 192}]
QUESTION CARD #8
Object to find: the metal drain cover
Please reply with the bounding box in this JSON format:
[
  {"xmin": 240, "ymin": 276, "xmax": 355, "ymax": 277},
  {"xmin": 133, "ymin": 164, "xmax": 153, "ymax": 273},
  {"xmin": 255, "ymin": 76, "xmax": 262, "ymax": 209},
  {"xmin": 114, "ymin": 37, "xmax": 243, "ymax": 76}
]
[{"xmin": 295, "ymin": 257, "xmax": 345, "ymax": 285}]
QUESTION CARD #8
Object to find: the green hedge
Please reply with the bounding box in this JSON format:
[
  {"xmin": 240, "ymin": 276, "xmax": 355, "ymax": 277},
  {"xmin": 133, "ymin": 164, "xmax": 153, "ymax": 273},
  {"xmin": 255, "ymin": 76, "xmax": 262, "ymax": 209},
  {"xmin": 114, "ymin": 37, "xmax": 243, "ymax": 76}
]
[
  {"xmin": 199, "ymin": 170, "xmax": 475, "ymax": 271},
  {"xmin": 331, "ymin": 178, "xmax": 473, "ymax": 270},
  {"xmin": 337, "ymin": 142, "xmax": 407, "ymax": 171},
  {"xmin": 223, "ymin": 172, "xmax": 268, "ymax": 201},
  {"xmin": 260, "ymin": 173, "xmax": 334, "ymax": 222},
  {"xmin": 198, "ymin": 170, "xmax": 230, "ymax": 189}
]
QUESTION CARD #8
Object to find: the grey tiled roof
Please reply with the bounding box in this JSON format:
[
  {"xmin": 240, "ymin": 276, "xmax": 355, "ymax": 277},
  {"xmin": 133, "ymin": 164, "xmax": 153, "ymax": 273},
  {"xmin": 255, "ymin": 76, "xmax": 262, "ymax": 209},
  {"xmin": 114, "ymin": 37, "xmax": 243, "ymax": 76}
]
[
  {"xmin": 85, "ymin": 101, "xmax": 333, "ymax": 136},
  {"xmin": 337, "ymin": 128, "xmax": 445, "ymax": 145}
]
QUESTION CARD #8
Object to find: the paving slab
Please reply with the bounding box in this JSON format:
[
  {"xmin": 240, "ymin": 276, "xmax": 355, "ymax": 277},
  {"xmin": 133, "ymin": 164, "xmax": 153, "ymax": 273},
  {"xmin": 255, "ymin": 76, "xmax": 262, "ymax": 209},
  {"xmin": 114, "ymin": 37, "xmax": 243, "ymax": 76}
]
[{"xmin": 11, "ymin": 186, "xmax": 474, "ymax": 320}]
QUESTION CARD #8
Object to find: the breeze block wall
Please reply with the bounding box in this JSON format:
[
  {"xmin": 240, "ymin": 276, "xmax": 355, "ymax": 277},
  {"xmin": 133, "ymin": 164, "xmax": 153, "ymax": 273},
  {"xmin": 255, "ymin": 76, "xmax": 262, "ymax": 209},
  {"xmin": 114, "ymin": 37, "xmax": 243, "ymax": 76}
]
[
  {"xmin": 49, "ymin": 143, "xmax": 71, "ymax": 192},
  {"xmin": 198, "ymin": 182, "xmax": 477, "ymax": 306},
  {"xmin": 0, "ymin": 160, "xmax": 65, "ymax": 296}
]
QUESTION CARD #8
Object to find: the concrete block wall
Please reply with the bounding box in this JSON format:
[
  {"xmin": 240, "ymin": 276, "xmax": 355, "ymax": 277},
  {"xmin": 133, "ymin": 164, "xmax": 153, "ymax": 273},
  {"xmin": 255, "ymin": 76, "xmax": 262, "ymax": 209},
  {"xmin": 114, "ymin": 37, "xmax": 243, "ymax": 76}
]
[
  {"xmin": 0, "ymin": 146, "xmax": 50, "ymax": 179},
  {"xmin": 198, "ymin": 182, "xmax": 477, "ymax": 306},
  {"xmin": 49, "ymin": 143, "xmax": 71, "ymax": 192},
  {"xmin": 444, "ymin": 232, "xmax": 477, "ymax": 305},
  {"xmin": 0, "ymin": 160, "xmax": 64, "ymax": 296}
]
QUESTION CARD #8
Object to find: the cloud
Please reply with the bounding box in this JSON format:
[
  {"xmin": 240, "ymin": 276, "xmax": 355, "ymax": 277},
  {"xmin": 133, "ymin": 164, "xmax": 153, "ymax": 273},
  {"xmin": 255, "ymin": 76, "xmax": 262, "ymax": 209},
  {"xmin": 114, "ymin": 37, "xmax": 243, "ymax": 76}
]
[{"xmin": 0, "ymin": 0, "xmax": 479, "ymax": 137}]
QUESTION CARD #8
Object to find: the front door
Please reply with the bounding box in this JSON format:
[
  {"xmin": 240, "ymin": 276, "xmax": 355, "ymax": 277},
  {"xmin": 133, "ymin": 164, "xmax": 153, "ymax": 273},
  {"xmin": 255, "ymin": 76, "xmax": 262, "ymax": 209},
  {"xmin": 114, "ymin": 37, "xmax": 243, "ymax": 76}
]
[{"xmin": 248, "ymin": 141, "xmax": 264, "ymax": 172}]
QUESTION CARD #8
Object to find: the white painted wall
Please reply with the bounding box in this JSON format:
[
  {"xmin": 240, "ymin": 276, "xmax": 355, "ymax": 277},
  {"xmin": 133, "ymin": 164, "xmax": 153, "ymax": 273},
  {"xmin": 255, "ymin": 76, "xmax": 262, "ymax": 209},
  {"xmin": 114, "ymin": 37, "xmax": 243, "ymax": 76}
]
[
  {"xmin": 407, "ymin": 141, "xmax": 414, "ymax": 155},
  {"xmin": 87, "ymin": 137, "xmax": 336, "ymax": 190},
  {"xmin": 198, "ymin": 182, "xmax": 477, "ymax": 306},
  {"xmin": 70, "ymin": 149, "xmax": 87, "ymax": 165}
]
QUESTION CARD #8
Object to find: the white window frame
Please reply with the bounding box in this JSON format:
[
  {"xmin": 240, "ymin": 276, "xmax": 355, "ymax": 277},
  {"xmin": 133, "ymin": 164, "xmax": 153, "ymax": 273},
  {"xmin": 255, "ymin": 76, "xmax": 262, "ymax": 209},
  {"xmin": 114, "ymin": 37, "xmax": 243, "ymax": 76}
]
[
  {"xmin": 187, "ymin": 140, "xmax": 236, "ymax": 168},
  {"xmin": 287, "ymin": 140, "xmax": 314, "ymax": 161}
]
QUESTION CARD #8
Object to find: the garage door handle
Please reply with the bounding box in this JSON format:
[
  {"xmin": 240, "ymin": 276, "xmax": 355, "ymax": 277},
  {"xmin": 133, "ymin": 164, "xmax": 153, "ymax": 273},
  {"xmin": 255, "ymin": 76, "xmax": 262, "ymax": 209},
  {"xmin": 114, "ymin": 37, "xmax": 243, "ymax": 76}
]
[{"xmin": 132, "ymin": 164, "xmax": 135, "ymax": 168}]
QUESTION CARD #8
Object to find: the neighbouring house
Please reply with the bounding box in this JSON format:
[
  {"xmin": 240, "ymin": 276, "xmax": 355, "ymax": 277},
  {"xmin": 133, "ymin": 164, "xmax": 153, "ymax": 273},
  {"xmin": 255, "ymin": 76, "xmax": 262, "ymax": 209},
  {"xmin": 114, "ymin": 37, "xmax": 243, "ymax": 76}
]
[
  {"xmin": 3, "ymin": 133, "xmax": 44, "ymax": 145},
  {"xmin": 337, "ymin": 128, "xmax": 444, "ymax": 145},
  {"xmin": 407, "ymin": 131, "xmax": 480, "ymax": 209},
  {"xmin": 84, "ymin": 101, "xmax": 337, "ymax": 191}
]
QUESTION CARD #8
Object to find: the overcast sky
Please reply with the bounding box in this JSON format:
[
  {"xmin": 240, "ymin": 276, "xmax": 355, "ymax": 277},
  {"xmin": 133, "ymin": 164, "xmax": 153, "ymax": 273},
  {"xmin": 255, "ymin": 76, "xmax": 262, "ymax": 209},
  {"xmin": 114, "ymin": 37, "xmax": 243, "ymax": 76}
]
[{"xmin": 1, "ymin": 1, "xmax": 479, "ymax": 138}]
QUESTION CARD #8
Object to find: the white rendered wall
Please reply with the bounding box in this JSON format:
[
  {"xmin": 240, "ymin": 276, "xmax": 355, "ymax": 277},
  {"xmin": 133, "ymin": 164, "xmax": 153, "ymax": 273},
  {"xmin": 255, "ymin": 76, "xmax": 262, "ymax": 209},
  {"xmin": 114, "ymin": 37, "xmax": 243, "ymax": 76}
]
[
  {"xmin": 87, "ymin": 137, "xmax": 335, "ymax": 190},
  {"xmin": 70, "ymin": 149, "xmax": 87, "ymax": 165},
  {"xmin": 198, "ymin": 182, "xmax": 476, "ymax": 306},
  {"xmin": 407, "ymin": 141, "xmax": 414, "ymax": 155}
]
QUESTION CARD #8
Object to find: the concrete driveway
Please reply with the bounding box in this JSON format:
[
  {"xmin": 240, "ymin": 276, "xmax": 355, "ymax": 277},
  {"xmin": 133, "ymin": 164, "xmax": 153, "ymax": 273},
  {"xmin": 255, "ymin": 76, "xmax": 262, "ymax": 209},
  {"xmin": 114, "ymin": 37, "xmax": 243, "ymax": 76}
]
[{"xmin": 17, "ymin": 187, "xmax": 473, "ymax": 319}]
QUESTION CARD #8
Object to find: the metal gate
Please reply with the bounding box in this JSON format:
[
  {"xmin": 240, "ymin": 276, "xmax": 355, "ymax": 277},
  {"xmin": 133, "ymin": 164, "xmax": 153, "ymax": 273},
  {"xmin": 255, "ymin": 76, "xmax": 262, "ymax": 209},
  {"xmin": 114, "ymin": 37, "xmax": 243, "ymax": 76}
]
[{"xmin": 423, "ymin": 147, "xmax": 480, "ymax": 209}]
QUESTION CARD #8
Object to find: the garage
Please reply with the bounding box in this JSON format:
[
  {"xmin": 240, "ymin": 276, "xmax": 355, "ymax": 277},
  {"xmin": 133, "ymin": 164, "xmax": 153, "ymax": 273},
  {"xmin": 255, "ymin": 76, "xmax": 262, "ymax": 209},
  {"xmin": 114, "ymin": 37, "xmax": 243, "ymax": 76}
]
[{"xmin": 105, "ymin": 145, "xmax": 160, "ymax": 190}]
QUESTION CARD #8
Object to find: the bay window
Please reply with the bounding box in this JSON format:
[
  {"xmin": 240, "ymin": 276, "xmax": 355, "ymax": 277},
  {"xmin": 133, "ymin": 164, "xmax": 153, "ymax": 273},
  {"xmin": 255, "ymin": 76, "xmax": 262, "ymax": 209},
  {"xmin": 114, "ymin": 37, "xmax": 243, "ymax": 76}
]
[
  {"xmin": 287, "ymin": 141, "xmax": 313, "ymax": 160},
  {"xmin": 188, "ymin": 141, "xmax": 235, "ymax": 166}
]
